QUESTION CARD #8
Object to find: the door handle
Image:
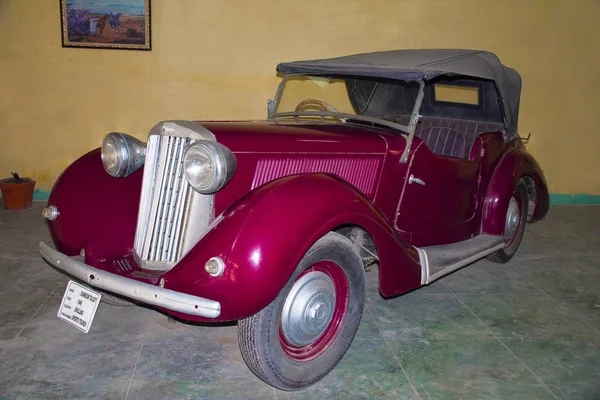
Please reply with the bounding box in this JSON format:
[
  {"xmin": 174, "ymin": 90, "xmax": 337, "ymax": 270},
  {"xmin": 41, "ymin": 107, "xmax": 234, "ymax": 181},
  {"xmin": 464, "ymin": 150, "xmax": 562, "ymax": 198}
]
[{"xmin": 409, "ymin": 174, "xmax": 426, "ymax": 186}]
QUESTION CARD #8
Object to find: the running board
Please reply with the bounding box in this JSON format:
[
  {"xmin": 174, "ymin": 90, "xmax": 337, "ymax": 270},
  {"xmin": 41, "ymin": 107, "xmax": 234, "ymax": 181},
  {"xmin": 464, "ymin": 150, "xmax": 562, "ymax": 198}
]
[{"xmin": 416, "ymin": 235, "xmax": 505, "ymax": 284}]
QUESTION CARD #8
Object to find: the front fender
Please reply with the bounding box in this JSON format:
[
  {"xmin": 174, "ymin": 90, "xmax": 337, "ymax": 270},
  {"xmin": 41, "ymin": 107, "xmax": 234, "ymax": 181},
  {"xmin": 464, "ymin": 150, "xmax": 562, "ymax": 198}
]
[
  {"xmin": 482, "ymin": 145, "xmax": 549, "ymax": 235},
  {"xmin": 163, "ymin": 173, "xmax": 421, "ymax": 322},
  {"xmin": 47, "ymin": 149, "xmax": 142, "ymax": 261}
]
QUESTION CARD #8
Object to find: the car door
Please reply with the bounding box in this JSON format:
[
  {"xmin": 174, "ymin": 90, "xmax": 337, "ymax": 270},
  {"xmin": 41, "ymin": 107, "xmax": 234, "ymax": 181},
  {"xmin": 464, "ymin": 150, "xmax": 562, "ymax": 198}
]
[{"xmin": 395, "ymin": 140, "xmax": 480, "ymax": 244}]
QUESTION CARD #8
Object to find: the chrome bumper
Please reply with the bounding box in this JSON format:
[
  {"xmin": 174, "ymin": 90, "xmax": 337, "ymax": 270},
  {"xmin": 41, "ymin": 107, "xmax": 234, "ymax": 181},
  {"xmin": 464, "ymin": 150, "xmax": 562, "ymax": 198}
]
[{"xmin": 39, "ymin": 242, "xmax": 221, "ymax": 318}]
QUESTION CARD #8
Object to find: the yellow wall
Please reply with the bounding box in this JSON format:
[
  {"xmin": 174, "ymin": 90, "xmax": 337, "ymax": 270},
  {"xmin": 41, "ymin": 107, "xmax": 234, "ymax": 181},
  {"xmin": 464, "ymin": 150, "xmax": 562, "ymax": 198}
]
[{"xmin": 1, "ymin": 0, "xmax": 599, "ymax": 195}]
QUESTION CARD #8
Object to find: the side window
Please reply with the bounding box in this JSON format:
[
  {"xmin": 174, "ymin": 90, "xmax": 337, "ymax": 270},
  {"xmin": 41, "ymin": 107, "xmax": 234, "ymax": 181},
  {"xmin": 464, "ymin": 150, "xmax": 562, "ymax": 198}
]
[{"xmin": 433, "ymin": 84, "xmax": 480, "ymax": 107}]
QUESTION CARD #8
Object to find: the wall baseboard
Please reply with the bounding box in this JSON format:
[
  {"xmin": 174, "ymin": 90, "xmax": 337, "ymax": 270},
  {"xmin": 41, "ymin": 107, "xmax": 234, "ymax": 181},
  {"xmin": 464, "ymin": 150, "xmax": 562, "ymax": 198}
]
[
  {"xmin": 549, "ymin": 194, "xmax": 600, "ymax": 205},
  {"xmin": 33, "ymin": 189, "xmax": 50, "ymax": 201}
]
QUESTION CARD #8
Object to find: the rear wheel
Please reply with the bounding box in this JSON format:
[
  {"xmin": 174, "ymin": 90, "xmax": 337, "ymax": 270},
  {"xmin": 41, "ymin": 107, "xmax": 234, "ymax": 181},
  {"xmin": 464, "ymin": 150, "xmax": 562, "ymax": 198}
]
[
  {"xmin": 487, "ymin": 180, "xmax": 528, "ymax": 263},
  {"xmin": 238, "ymin": 232, "xmax": 365, "ymax": 390}
]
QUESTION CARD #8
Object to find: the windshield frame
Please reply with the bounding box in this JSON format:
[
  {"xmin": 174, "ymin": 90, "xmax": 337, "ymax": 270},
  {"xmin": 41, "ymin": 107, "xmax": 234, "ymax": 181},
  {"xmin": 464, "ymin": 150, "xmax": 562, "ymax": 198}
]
[{"xmin": 270, "ymin": 74, "xmax": 424, "ymax": 163}]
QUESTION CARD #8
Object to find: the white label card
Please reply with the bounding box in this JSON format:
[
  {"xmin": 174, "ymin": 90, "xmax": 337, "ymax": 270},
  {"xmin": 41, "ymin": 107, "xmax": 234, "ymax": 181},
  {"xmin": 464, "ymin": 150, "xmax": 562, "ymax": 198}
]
[{"xmin": 57, "ymin": 280, "xmax": 102, "ymax": 333}]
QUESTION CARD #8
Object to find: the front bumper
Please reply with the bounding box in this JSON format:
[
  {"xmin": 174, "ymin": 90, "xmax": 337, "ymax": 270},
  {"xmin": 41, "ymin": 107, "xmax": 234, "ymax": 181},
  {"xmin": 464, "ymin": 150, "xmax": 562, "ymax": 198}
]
[{"xmin": 39, "ymin": 242, "xmax": 221, "ymax": 318}]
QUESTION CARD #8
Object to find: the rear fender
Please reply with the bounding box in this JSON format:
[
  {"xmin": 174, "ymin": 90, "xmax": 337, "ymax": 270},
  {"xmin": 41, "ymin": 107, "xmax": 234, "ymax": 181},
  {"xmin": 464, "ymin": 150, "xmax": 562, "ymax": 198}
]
[
  {"xmin": 163, "ymin": 173, "xmax": 421, "ymax": 322},
  {"xmin": 482, "ymin": 147, "xmax": 549, "ymax": 235}
]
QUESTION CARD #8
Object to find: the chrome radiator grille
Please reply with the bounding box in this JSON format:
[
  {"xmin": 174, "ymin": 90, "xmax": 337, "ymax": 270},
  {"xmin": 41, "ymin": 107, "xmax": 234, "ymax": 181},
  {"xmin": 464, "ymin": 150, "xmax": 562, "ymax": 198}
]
[{"xmin": 134, "ymin": 135, "xmax": 193, "ymax": 265}]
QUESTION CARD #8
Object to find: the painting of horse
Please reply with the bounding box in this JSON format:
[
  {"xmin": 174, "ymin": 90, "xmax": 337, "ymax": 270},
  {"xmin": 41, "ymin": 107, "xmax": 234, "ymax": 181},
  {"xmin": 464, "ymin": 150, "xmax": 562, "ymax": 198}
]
[{"xmin": 61, "ymin": 0, "xmax": 151, "ymax": 50}]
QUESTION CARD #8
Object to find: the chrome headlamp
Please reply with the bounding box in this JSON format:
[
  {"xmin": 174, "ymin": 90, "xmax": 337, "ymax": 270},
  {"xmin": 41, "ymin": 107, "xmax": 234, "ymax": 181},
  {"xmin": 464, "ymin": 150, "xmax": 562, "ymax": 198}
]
[
  {"xmin": 101, "ymin": 133, "xmax": 146, "ymax": 177},
  {"xmin": 184, "ymin": 141, "xmax": 236, "ymax": 194}
]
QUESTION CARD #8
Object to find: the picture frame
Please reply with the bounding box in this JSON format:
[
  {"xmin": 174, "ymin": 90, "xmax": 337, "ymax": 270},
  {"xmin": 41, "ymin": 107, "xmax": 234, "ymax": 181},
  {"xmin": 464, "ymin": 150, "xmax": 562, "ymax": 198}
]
[{"xmin": 60, "ymin": 0, "xmax": 151, "ymax": 50}]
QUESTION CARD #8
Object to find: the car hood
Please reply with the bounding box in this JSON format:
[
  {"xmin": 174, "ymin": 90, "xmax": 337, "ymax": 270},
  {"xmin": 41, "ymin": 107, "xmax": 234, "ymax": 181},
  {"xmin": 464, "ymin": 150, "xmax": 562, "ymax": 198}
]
[{"xmin": 199, "ymin": 120, "xmax": 395, "ymax": 154}]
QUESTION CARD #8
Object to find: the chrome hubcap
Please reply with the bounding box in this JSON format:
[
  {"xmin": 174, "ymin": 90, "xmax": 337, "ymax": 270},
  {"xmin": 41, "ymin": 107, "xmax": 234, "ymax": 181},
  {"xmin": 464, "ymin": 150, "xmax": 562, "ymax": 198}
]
[
  {"xmin": 504, "ymin": 197, "xmax": 520, "ymax": 240},
  {"xmin": 281, "ymin": 271, "xmax": 336, "ymax": 346}
]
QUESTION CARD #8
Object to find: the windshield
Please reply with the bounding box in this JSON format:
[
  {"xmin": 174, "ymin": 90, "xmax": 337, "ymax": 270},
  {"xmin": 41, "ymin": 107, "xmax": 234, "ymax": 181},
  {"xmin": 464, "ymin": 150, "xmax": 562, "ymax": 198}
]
[{"xmin": 272, "ymin": 74, "xmax": 422, "ymax": 133}]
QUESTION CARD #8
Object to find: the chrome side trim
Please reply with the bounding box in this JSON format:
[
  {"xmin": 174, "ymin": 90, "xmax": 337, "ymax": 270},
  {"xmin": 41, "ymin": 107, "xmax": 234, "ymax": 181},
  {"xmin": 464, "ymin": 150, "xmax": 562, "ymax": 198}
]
[
  {"xmin": 417, "ymin": 242, "xmax": 505, "ymax": 285},
  {"xmin": 416, "ymin": 246, "xmax": 429, "ymax": 285},
  {"xmin": 39, "ymin": 242, "xmax": 221, "ymax": 318}
]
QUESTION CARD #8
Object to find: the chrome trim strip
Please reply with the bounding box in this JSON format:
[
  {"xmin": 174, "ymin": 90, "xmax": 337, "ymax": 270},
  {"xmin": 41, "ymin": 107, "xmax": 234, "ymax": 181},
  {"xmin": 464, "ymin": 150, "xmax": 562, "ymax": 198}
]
[
  {"xmin": 149, "ymin": 120, "xmax": 216, "ymax": 141},
  {"xmin": 270, "ymin": 75, "xmax": 288, "ymax": 119},
  {"xmin": 400, "ymin": 80, "xmax": 425, "ymax": 163},
  {"xmin": 167, "ymin": 141, "xmax": 189, "ymax": 260},
  {"xmin": 40, "ymin": 242, "xmax": 221, "ymax": 318},
  {"xmin": 149, "ymin": 136, "xmax": 175, "ymax": 261},
  {"xmin": 416, "ymin": 246, "xmax": 430, "ymax": 285},
  {"xmin": 421, "ymin": 242, "xmax": 505, "ymax": 284},
  {"xmin": 135, "ymin": 134, "xmax": 159, "ymax": 255},
  {"xmin": 273, "ymin": 111, "xmax": 409, "ymax": 133}
]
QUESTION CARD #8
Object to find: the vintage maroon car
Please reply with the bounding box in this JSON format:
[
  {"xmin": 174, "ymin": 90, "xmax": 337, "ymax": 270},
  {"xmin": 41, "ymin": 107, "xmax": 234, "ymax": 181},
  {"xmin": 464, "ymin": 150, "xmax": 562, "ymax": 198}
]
[{"xmin": 40, "ymin": 49, "xmax": 548, "ymax": 390}]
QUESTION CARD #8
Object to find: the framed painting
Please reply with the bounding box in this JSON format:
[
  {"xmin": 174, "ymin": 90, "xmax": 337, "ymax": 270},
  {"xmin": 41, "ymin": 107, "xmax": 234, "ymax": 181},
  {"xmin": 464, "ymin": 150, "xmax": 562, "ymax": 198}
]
[{"xmin": 60, "ymin": 0, "xmax": 151, "ymax": 50}]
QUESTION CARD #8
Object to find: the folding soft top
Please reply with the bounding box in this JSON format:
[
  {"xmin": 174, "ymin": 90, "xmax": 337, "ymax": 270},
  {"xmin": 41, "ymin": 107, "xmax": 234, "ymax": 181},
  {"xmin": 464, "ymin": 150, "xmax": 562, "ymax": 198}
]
[{"xmin": 277, "ymin": 49, "xmax": 522, "ymax": 136}]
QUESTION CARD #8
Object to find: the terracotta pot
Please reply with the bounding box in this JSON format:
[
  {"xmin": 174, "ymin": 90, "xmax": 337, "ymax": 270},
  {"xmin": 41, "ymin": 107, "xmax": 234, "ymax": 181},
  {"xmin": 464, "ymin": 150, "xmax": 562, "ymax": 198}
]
[{"xmin": 0, "ymin": 177, "xmax": 36, "ymax": 210}]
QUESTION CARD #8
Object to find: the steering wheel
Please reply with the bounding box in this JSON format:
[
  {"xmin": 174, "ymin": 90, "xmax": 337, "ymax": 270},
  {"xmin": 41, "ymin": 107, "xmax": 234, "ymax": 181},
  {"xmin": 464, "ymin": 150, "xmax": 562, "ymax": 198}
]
[
  {"xmin": 294, "ymin": 99, "xmax": 339, "ymax": 113},
  {"xmin": 294, "ymin": 99, "xmax": 340, "ymax": 122}
]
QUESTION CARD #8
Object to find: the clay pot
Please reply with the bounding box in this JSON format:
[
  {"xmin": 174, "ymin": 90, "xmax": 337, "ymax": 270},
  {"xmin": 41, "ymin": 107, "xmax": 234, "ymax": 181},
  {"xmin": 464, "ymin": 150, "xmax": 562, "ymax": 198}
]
[{"xmin": 0, "ymin": 177, "xmax": 36, "ymax": 210}]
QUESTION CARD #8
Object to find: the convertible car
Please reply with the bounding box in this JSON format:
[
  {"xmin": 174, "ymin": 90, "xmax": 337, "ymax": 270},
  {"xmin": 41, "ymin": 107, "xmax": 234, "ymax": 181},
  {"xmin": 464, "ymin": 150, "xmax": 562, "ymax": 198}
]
[{"xmin": 40, "ymin": 49, "xmax": 548, "ymax": 390}]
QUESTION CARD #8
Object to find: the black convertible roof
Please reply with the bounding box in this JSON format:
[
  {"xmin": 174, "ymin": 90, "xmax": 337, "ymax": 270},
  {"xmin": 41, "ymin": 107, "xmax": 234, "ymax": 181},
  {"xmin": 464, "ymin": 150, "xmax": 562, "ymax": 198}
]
[{"xmin": 277, "ymin": 49, "xmax": 522, "ymax": 135}]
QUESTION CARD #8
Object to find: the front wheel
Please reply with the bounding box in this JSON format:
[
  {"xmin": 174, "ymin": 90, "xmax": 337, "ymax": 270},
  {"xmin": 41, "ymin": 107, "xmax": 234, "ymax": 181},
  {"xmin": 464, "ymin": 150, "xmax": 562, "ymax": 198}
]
[
  {"xmin": 487, "ymin": 180, "xmax": 529, "ymax": 263},
  {"xmin": 238, "ymin": 232, "xmax": 365, "ymax": 390}
]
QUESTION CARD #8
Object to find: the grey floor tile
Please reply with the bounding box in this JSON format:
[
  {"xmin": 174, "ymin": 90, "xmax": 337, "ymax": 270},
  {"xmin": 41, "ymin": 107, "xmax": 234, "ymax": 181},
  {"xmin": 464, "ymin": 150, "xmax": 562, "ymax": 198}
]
[
  {"xmin": 368, "ymin": 292, "xmax": 492, "ymax": 340},
  {"xmin": 1, "ymin": 203, "xmax": 599, "ymax": 398},
  {"xmin": 364, "ymin": 268, "xmax": 379, "ymax": 290},
  {"xmin": 0, "ymin": 258, "xmax": 64, "ymax": 297},
  {"xmin": 458, "ymin": 293, "xmax": 596, "ymax": 339},
  {"xmin": 547, "ymin": 381, "xmax": 600, "ymax": 400},
  {"xmin": 557, "ymin": 294, "xmax": 600, "ymax": 332},
  {"xmin": 509, "ymin": 254, "xmax": 600, "ymax": 282},
  {"xmin": 389, "ymin": 337, "xmax": 539, "ymax": 383},
  {"xmin": 442, "ymin": 261, "xmax": 539, "ymax": 294},
  {"xmin": 129, "ymin": 378, "xmax": 275, "ymax": 400},
  {"xmin": 126, "ymin": 324, "xmax": 261, "ymax": 398},
  {"xmin": 412, "ymin": 381, "xmax": 554, "ymax": 400},
  {"xmin": 517, "ymin": 224, "xmax": 600, "ymax": 258},
  {"xmin": 0, "ymin": 335, "xmax": 140, "ymax": 399},
  {"xmin": 275, "ymin": 339, "xmax": 418, "ymax": 400},
  {"xmin": 507, "ymin": 254, "xmax": 600, "ymax": 333},
  {"xmin": 352, "ymin": 306, "xmax": 381, "ymax": 340},
  {"xmin": 0, "ymin": 296, "xmax": 187, "ymax": 399},
  {"xmin": 503, "ymin": 337, "xmax": 600, "ymax": 386},
  {"xmin": 406, "ymin": 279, "xmax": 452, "ymax": 295},
  {"xmin": 0, "ymin": 214, "xmax": 53, "ymax": 263},
  {"xmin": 387, "ymin": 337, "xmax": 550, "ymax": 399},
  {"xmin": 0, "ymin": 325, "xmax": 23, "ymax": 342},
  {"xmin": 13, "ymin": 295, "xmax": 175, "ymax": 346},
  {"xmin": 0, "ymin": 295, "xmax": 49, "ymax": 328}
]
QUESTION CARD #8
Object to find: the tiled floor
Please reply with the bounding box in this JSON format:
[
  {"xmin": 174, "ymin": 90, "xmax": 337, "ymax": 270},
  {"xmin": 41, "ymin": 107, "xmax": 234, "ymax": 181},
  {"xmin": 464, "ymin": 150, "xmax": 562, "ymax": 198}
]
[{"xmin": 0, "ymin": 203, "xmax": 598, "ymax": 399}]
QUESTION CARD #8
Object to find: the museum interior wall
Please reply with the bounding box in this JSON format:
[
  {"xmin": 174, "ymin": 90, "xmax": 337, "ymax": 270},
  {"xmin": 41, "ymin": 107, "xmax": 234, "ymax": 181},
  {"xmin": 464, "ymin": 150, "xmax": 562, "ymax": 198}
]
[{"xmin": 1, "ymin": 0, "xmax": 599, "ymax": 200}]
